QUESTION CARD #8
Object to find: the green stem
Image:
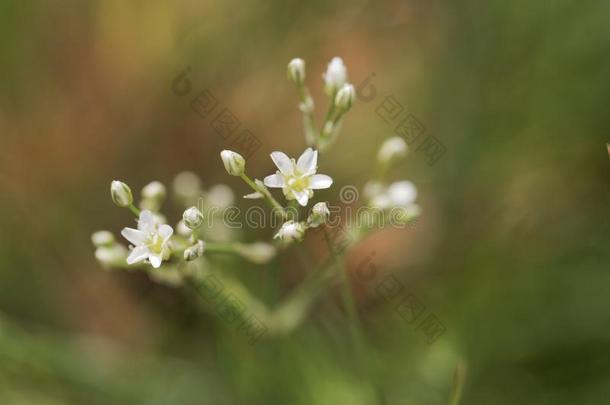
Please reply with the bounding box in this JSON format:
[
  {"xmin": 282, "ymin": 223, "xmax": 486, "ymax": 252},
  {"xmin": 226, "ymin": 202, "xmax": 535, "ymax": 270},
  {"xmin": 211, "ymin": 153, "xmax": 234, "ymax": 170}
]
[
  {"xmin": 323, "ymin": 227, "xmax": 366, "ymax": 354},
  {"xmin": 297, "ymin": 85, "xmax": 318, "ymax": 146},
  {"xmin": 205, "ymin": 242, "xmax": 236, "ymax": 253},
  {"xmin": 128, "ymin": 204, "xmax": 141, "ymax": 216},
  {"xmin": 449, "ymin": 362, "xmax": 467, "ymax": 405},
  {"xmin": 239, "ymin": 173, "xmax": 288, "ymax": 220}
]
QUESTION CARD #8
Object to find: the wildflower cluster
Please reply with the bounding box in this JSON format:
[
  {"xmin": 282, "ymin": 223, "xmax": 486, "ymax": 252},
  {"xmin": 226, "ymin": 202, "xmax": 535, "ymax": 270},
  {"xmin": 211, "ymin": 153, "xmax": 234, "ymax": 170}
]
[{"xmin": 92, "ymin": 56, "xmax": 420, "ymax": 338}]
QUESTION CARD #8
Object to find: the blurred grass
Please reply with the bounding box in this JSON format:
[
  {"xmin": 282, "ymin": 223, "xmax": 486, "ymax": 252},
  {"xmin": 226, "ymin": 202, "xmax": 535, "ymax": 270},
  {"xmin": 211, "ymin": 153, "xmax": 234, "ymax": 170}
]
[{"xmin": 1, "ymin": 0, "xmax": 610, "ymax": 403}]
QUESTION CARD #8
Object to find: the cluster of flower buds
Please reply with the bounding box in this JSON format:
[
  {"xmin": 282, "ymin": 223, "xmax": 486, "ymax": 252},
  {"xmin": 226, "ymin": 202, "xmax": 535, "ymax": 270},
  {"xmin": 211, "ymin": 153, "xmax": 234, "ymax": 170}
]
[{"xmin": 286, "ymin": 56, "xmax": 355, "ymax": 150}]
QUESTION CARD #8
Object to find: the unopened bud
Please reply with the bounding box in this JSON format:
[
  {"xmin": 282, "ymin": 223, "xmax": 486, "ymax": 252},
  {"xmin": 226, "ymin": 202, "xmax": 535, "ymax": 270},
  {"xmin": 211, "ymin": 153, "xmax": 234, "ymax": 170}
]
[
  {"xmin": 220, "ymin": 150, "xmax": 246, "ymax": 176},
  {"xmin": 334, "ymin": 83, "xmax": 355, "ymax": 111},
  {"xmin": 307, "ymin": 202, "xmax": 330, "ymax": 228},
  {"xmin": 287, "ymin": 58, "xmax": 305, "ymax": 86},
  {"xmin": 183, "ymin": 206, "xmax": 204, "ymax": 230},
  {"xmin": 274, "ymin": 220, "xmax": 306, "ymax": 244},
  {"xmin": 323, "ymin": 57, "xmax": 347, "ymax": 95},
  {"xmin": 110, "ymin": 180, "xmax": 133, "ymax": 207}
]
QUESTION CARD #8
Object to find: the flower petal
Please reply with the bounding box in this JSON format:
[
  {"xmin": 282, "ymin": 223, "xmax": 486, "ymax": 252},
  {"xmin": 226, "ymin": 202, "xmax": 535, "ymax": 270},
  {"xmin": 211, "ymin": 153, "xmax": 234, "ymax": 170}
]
[
  {"xmin": 294, "ymin": 191, "xmax": 309, "ymax": 207},
  {"xmin": 158, "ymin": 224, "xmax": 173, "ymax": 241},
  {"xmin": 149, "ymin": 254, "xmax": 162, "ymax": 268},
  {"xmin": 296, "ymin": 148, "xmax": 317, "ymax": 175},
  {"xmin": 126, "ymin": 245, "xmax": 149, "ymax": 264},
  {"xmin": 138, "ymin": 210, "xmax": 156, "ymax": 233},
  {"xmin": 264, "ymin": 173, "xmax": 284, "ymax": 188},
  {"xmin": 270, "ymin": 151, "xmax": 293, "ymax": 175},
  {"xmin": 121, "ymin": 227, "xmax": 145, "ymax": 245},
  {"xmin": 309, "ymin": 174, "xmax": 333, "ymax": 189}
]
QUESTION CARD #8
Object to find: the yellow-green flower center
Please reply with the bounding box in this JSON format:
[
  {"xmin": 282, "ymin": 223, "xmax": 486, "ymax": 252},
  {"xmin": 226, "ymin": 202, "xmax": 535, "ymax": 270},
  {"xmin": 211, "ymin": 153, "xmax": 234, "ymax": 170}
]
[
  {"xmin": 286, "ymin": 175, "xmax": 310, "ymax": 193},
  {"xmin": 146, "ymin": 233, "xmax": 164, "ymax": 254}
]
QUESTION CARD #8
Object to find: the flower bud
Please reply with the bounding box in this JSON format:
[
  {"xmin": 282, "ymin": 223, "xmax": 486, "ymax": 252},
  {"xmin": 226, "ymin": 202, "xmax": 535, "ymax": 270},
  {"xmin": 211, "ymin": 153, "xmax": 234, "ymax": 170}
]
[
  {"xmin": 184, "ymin": 240, "xmax": 206, "ymax": 261},
  {"xmin": 334, "ymin": 83, "xmax": 355, "ymax": 111},
  {"xmin": 274, "ymin": 220, "xmax": 306, "ymax": 244},
  {"xmin": 91, "ymin": 230, "xmax": 115, "ymax": 247},
  {"xmin": 110, "ymin": 180, "xmax": 133, "ymax": 207},
  {"xmin": 142, "ymin": 181, "xmax": 166, "ymax": 200},
  {"xmin": 287, "ymin": 58, "xmax": 305, "ymax": 86},
  {"xmin": 183, "ymin": 206, "xmax": 204, "ymax": 230},
  {"xmin": 377, "ymin": 136, "xmax": 408, "ymax": 164},
  {"xmin": 220, "ymin": 150, "xmax": 245, "ymax": 176},
  {"xmin": 234, "ymin": 242, "xmax": 277, "ymax": 264},
  {"xmin": 323, "ymin": 57, "xmax": 347, "ymax": 95},
  {"xmin": 307, "ymin": 202, "xmax": 330, "ymax": 228}
]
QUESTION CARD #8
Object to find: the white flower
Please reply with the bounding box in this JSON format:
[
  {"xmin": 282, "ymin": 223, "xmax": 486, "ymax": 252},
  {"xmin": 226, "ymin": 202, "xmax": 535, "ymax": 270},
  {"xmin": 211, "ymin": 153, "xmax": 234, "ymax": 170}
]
[
  {"xmin": 274, "ymin": 220, "xmax": 306, "ymax": 243},
  {"xmin": 287, "ymin": 58, "xmax": 305, "ymax": 86},
  {"xmin": 369, "ymin": 181, "xmax": 417, "ymax": 210},
  {"xmin": 263, "ymin": 148, "xmax": 332, "ymax": 207},
  {"xmin": 183, "ymin": 206, "xmax": 204, "ymax": 230},
  {"xmin": 110, "ymin": 180, "xmax": 133, "ymax": 207},
  {"xmin": 220, "ymin": 150, "xmax": 246, "ymax": 176},
  {"xmin": 121, "ymin": 210, "xmax": 174, "ymax": 268},
  {"xmin": 334, "ymin": 83, "xmax": 355, "ymax": 110},
  {"xmin": 323, "ymin": 57, "xmax": 347, "ymax": 94},
  {"xmin": 377, "ymin": 136, "xmax": 408, "ymax": 163}
]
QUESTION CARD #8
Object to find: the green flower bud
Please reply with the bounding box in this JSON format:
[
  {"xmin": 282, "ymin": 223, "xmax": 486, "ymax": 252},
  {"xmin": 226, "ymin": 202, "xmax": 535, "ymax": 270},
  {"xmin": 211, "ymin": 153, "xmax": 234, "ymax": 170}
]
[
  {"xmin": 287, "ymin": 58, "xmax": 305, "ymax": 86},
  {"xmin": 110, "ymin": 180, "xmax": 133, "ymax": 207},
  {"xmin": 220, "ymin": 150, "xmax": 246, "ymax": 176}
]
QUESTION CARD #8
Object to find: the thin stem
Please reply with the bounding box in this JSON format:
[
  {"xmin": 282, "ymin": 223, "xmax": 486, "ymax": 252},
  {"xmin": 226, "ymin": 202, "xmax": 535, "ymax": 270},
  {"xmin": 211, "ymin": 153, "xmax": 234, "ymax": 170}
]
[
  {"xmin": 205, "ymin": 242, "xmax": 236, "ymax": 253},
  {"xmin": 239, "ymin": 173, "xmax": 288, "ymax": 220},
  {"xmin": 323, "ymin": 227, "xmax": 366, "ymax": 354},
  {"xmin": 128, "ymin": 204, "xmax": 140, "ymax": 216},
  {"xmin": 296, "ymin": 85, "xmax": 318, "ymax": 146},
  {"xmin": 449, "ymin": 362, "xmax": 467, "ymax": 405}
]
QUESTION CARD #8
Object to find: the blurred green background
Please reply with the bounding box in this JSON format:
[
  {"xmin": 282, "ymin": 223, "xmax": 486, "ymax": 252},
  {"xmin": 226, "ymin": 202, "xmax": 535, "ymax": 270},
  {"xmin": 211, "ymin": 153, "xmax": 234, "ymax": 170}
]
[{"xmin": 1, "ymin": 0, "xmax": 609, "ymax": 403}]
